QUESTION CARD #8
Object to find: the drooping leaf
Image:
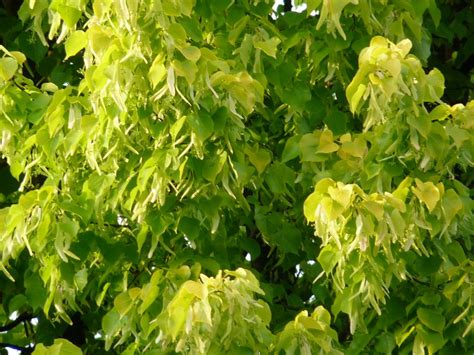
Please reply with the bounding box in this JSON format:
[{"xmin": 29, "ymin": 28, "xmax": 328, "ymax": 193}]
[
  {"xmin": 0, "ymin": 57, "xmax": 18, "ymax": 80},
  {"xmin": 65, "ymin": 30, "xmax": 87, "ymax": 58},
  {"xmin": 417, "ymin": 308, "xmax": 446, "ymax": 333}
]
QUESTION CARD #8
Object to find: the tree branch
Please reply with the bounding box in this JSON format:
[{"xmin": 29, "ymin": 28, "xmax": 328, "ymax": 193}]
[
  {"xmin": 0, "ymin": 342, "xmax": 34, "ymax": 354},
  {"xmin": 0, "ymin": 312, "xmax": 33, "ymax": 332}
]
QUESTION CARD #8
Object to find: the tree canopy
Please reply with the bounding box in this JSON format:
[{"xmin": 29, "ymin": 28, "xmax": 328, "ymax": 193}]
[{"xmin": 0, "ymin": 0, "xmax": 473, "ymax": 354}]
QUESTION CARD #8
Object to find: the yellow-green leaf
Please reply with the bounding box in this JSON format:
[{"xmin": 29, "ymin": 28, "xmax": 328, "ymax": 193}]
[
  {"xmin": 168, "ymin": 23, "xmax": 187, "ymax": 44},
  {"xmin": 412, "ymin": 179, "xmax": 440, "ymax": 212},
  {"xmin": 281, "ymin": 135, "xmax": 301, "ymax": 163},
  {"xmin": 392, "ymin": 177, "xmax": 413, "ymax": 202},
  {"xmin": 114, "ymin": 292, "xmax": 133, "ymax": 316},
  {"xmin": 396, "ymin": 38, "xmax": 413, "ymax": 57},
  {"xmin": 0, "ymin": 57, "xmax": 18, "ymax": 80},
  {"xmin": 247, "ymin": 147, "xmax": 272, "ymax": 174},
  {"xmin": 162, "ymin": 0, "xmax": 195, "ymax": 17},
  {"xmin": 318, "ymin": 245, "xmax": 339, "ymax": 273},
  {"xmin": 442, "ymin": 189, "xmax": 463, "ymax": 224},
  {"xmin": 417, "ymin": 308, "xmax": 445, "ymax": 333},
  {"xmin": 148, "ymin": 57, "xmax": 167, "ymax": 88},
  {"xmin": 318, "ymin": 130, "xmax": 339, "ymax": 153},
  {"xmin": 339, "ymin": 137, "xmax": 366, "ymax": 158},
  {"xmin": 428, "ymin": 103, "xmax": 451, "ymax": 121},
  {"xmin": 328, "ymin": 183, "xmax": 353, "ymax": 210},
  {"xmin": 173, "ymin": 59, "xmax": 198, "ymax": 84},
  {"xmin": 254, "ymin": 37, "xmax": 281, "ymax": 58},
  {"xmin": 407, "ymin": 114, "xmax": 431, "ymax": 138},
  {"xmin": 349, "ymin": 83, "xmax": 366, "ymax": 113},
  {"xmin": 228, "ymin": 16, "xmax": 249, "ymax": 45},
  {"xmin": 10, "ymin": 51, "xmax": 26, "ymax": 65},
  {"xmin": 179, "ymin": 45, "xmax": 201, "ymax": 62},
  {"xmin": 33, "ymin": 338, "xmax": 82, "ymax": 355},
  {"xmin": 363, "ymin": 200, "xmax": 384, "ymax": 220},
  {"xmin": 304, "ymin": 191, "xmax": 322, "ymax": 222},
  {"xmin": 183, "ymin": 280, "xmax": 205, "ymax": 299},
  {"xmin": 65, "ymin": 30, "xmax": 87, "ymax": 58}
]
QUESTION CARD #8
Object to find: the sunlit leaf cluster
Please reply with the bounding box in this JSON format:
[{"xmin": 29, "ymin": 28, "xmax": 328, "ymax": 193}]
[{"xmin": 0, "ymin": 0, "xmax": 472, "ymax": 354}]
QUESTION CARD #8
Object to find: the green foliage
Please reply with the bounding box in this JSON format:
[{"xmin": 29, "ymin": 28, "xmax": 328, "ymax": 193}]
[
  {"xmin": 33, "ymin": 338, "xmax": 82, "ymax": 355},
  {"xmin": 0, "ymin": 0, "xmax": 473, "ymax": 354}
]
